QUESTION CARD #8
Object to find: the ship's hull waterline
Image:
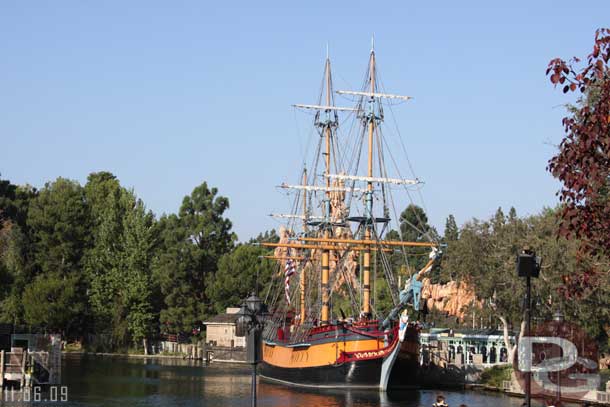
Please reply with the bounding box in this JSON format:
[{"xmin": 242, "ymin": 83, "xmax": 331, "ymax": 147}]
[{"xmin": 259, "ymin": 323, "xmax": 420, "ymax": 390}]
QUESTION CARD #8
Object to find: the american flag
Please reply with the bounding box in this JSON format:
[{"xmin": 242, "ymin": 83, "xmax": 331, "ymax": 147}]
[{"xmin": 284, "ymin": 257, "xmax": 296, "ymax": 305}]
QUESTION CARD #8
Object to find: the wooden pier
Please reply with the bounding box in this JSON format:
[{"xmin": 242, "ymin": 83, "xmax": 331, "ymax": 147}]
[
  {"xmin": 0, "ymin": 348, "xmax": 27, "ymax": 392},
  {"xmin": 0, "ymin": 346, "xmax": 59, "ymax": 392}
]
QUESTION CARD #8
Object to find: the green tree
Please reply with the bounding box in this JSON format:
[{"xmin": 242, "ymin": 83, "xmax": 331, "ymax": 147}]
[
  {"xmin": 154, "ymin": 181, "xmax": 235, "ymax": 335},
  {"xmin": 444, "ymin": 214, "xmax": 459, "ymax": 242},
  {"xmin": 387, "ymin": 204, "xmax": 436, "ymax": 275},
  {"xmin": 0, "ymin": 175, "xmax": 35, "ymax": 229},
  {"xmin": 154, "ymin": 214, "xmax": 199, "ymax": 334},
  {"xmin": 28, "ymin": 178, "xmax": 91, "ymax": 277},
  {"xmin": 22, "ymin": 273, "xmax": 83, "ymax": 334},
  {"xmin": 249, "ymin": 229, "xmax": 279, "ymax": 244},
  {"xmin": 0, "ymin": 224, "xmax": 31, "ymax": 325},
  {"xmin": 398, "ymin": 204, "xmax": 433, "ymax": 242},
  {"xmin": 208, "ymin": 244, "xmax": 275, "ymax": 314},
  {"xmin": 24, "ymin": 178, "xmax": 90, "ymax": 337},
  {"xmin": 82, "ymin": 172, "xmax": 127, "ymax": 333},
  {"xmin": 0, "ymin": 177, "xmax": 37, "ymax": 325},
  {"xmin": 119, "ymin": 193, "xmax": 156, "ymax": 352},
  {"xmin": 442, "ymin": 207, "xmax": 609, "ymax": 358},
  {"xmin": 178, "ymin": 182, "xmax": 236, "ymax": 313},
  {"xmin": 508, "ymin": 206, "xmax": 517, "ymax": 222},
  {"xmin": 82, "ymin": 175, "xmax": 158, "ymax": 349}
]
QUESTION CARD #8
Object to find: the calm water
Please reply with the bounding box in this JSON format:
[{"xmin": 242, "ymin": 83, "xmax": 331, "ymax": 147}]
[{"xmin": 3, "ymin": 355, "xmax": 537, "ymax": 406}]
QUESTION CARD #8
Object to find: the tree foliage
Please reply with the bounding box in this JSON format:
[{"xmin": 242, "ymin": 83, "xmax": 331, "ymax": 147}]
[
  {"xmin": 154, "ymin": 182, "xmax": 235, "ymax": 335},
  {"xmin": 21, "ymin": 178, "xmax": 91, "ymax": 336},
  {"xmin": 119, "ymin": 194, "xmax": 156, "ymax": 347},
  {"xmin": 547, "ymin": 28, "xmax": 610, "ymax": 296},
  {"xmin": 28, "ymin": 178, "xmax": 91, "ymax": 277},
  {"xmin": 22, "ymin": 273, "xmax": 83, "ymax": 333},
  {"xmin": 154, "ymin": 214, "xmax": 199, "ymax": 335},
  {"xmin": 398, "ymin": 204, "xmax": 434, "ymax": 242},
  {"xmin": 443, "ymin": 207, "xmax": 609, "ymax": 347},
  {"xmin": 83, "ymin": 172, "xmax": 127, "ymax": 333},
  {"xmin": 208, "ymin": 244, "xmax": 275, "ymax": 314},
  {"xmin": 0, "ymin": 173, "xmax": 239, "ymax": 346},
  {"xmin": 444, "ymin": 214, "xmax": 459, "ymax": 242}
]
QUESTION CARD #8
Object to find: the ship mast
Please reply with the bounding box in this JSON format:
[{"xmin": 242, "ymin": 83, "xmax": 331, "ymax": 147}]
[
  {"xmin": 362, "ymin": 47, "xmax": 376, "ymax": 318},
  {"xmin": 299, "ymin": 168, "xmax": 307, "ymax": 324},
  {"xmin": 321, "ymin": 55, "xmax": 333, "ymax": 326}
]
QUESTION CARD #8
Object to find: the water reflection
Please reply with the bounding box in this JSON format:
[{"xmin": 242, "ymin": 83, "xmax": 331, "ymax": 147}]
[
  {"xmin": 258, "ymin": 382, "xmax": 526, "ymax": 407},
  {"xmin": 0, "ymin": 355, "xmax": 547, "ymax": 406}
]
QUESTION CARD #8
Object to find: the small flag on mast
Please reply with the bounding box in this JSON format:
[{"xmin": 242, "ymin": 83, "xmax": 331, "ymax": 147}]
[{"xmin": 284, "ymin": 254, "xmax": 296, "ymax": 305}]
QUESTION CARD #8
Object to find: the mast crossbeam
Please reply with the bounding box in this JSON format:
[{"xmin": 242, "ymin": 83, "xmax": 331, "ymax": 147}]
[
  {"xmin": 269, "ymin": 213, "xmax": 324, "ymax": 220},
  {"xmin": 259, "ymin": 242, "xmax": 393, "ymax": 252},
  {"xmin": 326, "ymin": 174, "xmax": 420, "ymax": 186},
  {"xmin": 261, "ymin": 256, "xmax": 306, "ymax": 261},
  {"xmin": 279, "ymin": 183, "xmax": 367, "ymax": 193},
  {"xmin": 336, "ymin": 90, "xmax": 412, "ymax": 101},
  {"xmin": 299, "ymin": 237, "xmax": 438, "ymax": 248},
  {"xmin": 293, "ymin": 104, "xmax": 361, "ymax": 112}
]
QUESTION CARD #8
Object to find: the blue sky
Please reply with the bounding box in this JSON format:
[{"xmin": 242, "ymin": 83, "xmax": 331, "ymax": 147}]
[{"xmin": 1, "ymin": 1, "xmax": 608, "ymax": 241}]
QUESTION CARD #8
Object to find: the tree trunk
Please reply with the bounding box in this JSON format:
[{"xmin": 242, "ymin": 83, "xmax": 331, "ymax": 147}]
[
  {"xmin": 498, "ymin": 315, "xmax": 525, "ymax": 363},
  {"xmin": 143, "ymin": 338, "xmax": 149, "ymax": 355}
]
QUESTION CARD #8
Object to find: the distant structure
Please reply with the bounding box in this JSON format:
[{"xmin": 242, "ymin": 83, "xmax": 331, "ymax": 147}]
[
  {"xmin": 202, "ymin": 307, "xmax": 246, "ymax": 363},
  {"xmin": 420, "ymin": 328, "xmax": 514, "ymax": 367},
  {"xmin": 203, "ymin": 307, "xmax": 245, "ymax": 348},
  {"xmin": 0, "ymin": 325, "xmax": 62, "ymax": 392}
]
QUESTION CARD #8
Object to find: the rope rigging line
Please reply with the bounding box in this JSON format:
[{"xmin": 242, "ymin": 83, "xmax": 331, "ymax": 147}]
[
  {"xmin": 377, "ymin": 125, "xmax": 436, "ymax": 243},
  {"xmin": 377, "ymin": 76, "xmax": 439, "ymax": 243}
]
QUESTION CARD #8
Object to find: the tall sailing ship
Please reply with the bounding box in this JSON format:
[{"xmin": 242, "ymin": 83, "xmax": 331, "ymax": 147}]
[{"xmin": 258, "ymin": 44, "xmax": 442, "ymax": 390}]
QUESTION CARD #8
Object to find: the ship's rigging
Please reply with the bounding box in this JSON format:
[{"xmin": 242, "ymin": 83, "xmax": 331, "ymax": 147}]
[{"xmin": 260, "ymin": 45, "xmax": 441, "ymax": 346}]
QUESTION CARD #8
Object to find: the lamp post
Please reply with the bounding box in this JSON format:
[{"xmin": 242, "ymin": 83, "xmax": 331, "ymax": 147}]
[
  {"xmin": 517, "ymin": 247, "xmax": 541, "ymax": 407},
  {"xmin": 552, "ymin": 310, "xmax": 564, "ymax": 407},
  {"xmin": 236, "ymin": 293, "xmax": 268, "ymax": 407}
]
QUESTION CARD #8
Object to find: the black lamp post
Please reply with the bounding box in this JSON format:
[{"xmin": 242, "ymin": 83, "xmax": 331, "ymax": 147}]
[
  {"xmin": 236, "ymin": 293, "xmax": 268, "ymax": 407},
  {"xmin": 552, "ymin": 310, "xmax": 564, "ymax": 406},
  {"xmin": 517, "ymin": 248, "xmax": 541, "ymax": 407}
]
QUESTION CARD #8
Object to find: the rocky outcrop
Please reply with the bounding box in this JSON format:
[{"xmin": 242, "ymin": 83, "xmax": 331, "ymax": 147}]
[
  {"xmin": 600, "ymin": 353, "xmax": 610, "ymax": 370},
  {"xmin": 421, "ymin": 278, "xmax": 481, "ymax": 320}
]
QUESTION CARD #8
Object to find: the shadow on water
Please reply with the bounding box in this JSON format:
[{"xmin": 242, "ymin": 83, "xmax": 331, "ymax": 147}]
[{"xmin": 20, "ymin": 355, "xmax": 534, "ymax": 406}]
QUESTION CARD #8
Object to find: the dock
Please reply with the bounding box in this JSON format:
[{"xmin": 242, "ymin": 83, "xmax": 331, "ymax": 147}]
[
  {"xmin": 0, "ymin": 332, "xmax": 62, "ymax": 393},
  {"xmin": 0, "ymin": 346, "xmax": 60, "ymax": 392}
]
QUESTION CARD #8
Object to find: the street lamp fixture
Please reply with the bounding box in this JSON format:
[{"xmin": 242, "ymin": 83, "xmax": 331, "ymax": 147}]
[
  {"xmin": 236, "ymin": 292, "xmax": 269, "ymax": 407},
  {"xmin": 517, "ymin": 247, "xmax": 541, "ymax": 407}
]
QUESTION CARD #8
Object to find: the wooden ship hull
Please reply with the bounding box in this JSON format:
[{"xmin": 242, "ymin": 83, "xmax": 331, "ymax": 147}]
[{"xmin": 260, "ymin": 322, "xmax": 420, "ymax": 390}]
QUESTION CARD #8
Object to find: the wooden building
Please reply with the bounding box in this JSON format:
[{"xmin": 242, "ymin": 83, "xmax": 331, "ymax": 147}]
[{"xmin": 203, "ymin": 307, "xmax": 245, "ymax": 348}]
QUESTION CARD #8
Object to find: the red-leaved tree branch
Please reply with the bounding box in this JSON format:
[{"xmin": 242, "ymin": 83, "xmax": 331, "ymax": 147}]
[{"xmin": 547, "ymin": 28, "xmax": 610, "ymax": 297}]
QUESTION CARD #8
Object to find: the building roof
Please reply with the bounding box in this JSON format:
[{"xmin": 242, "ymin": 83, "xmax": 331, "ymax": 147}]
[{"xmin": 203, "ymin": 313, "xmax": 239, "ymax": 325}]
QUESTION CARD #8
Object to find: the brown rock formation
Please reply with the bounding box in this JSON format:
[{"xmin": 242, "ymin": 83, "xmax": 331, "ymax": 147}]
[{"xmin": 420, "ymin": 278, "xmax": 481, "ymax": 320}]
